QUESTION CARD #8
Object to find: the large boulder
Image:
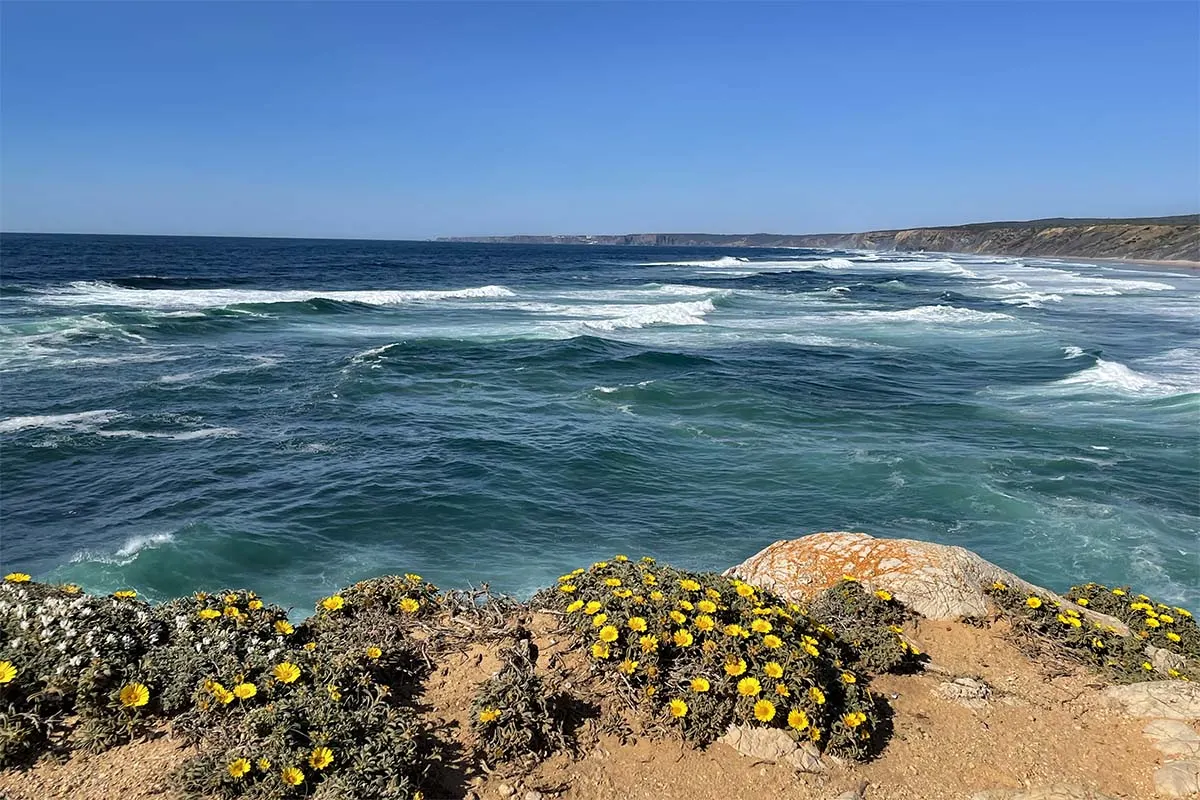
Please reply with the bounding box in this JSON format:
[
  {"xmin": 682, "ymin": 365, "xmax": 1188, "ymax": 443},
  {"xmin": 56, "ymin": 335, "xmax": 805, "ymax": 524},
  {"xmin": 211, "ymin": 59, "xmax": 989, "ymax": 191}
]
[
  {"xmin": 1104, "ymin": 681, "xmax": 1200, "ymax": 721},
  {"xmin": 724, "ymin": 532, "xmax": 1124, "ymax": 630}
]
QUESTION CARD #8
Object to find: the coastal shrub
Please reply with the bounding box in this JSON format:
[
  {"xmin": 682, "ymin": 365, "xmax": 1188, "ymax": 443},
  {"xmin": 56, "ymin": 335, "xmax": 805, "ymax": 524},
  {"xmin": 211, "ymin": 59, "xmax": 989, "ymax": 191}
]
[
  {"xmin": 145, "ymin": 589, "xmax": 303, "ymax": 718},
  {"xmin": 470, "ymin": 633, "xmax": 566, "ymax": 764},
  {"xmin": 533, "ymin": 556, "xmax": 881, "ymax": 759},
  {"xmin": 807, "ymin": 578, "xmax": 922, "ymax": 676},
  {"xmin": 175, "ymin": 575, "xmax": 441, "ymax": 800},
  {"xmin": 985, "ymin": 581, "xmax": 1199, "ymax": 683},
  {"xmin": 0, "ymin": 574, "xmax": 167, "ymax": 763}
]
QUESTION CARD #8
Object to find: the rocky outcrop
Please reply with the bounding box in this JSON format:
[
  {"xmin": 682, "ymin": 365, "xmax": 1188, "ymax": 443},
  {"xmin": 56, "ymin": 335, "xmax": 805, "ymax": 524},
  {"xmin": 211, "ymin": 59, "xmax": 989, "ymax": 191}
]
[
  {"xmin": 723, "ymin": 531, "xmax": 1124, "ymax": 630},
  {"xmin": 1104, "ymin": 681, "xmax": 1200, "ymax": 720}
]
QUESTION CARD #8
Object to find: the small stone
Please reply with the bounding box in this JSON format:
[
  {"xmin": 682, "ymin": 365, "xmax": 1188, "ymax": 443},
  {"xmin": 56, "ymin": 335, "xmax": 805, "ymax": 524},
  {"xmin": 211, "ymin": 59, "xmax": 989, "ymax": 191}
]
[
  {"xmin": 716, "ymin": 724, "xmax": 825, "ymax": 773},
  {"xmin": 1154, "ymin": 760, "xmax": 1200, "ymax": 798},
  {"xmin": 935, "ymin": 676, "xmax": 992, "ymax": 709},
  {"xmin": 523, "ymin": 792, "xmax": 545, "ymax": 800},
  {"xmin": 497, "ymin": 784, "xmax": 515, "ymax": 798},
  {"xmin": 1104, "ymin": 681, "xmax": 1200, "ymax": 720}
]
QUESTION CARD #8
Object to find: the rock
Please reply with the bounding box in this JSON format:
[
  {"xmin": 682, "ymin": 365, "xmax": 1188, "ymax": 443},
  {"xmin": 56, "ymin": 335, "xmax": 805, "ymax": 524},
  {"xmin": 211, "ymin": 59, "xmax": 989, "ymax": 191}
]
[
  {"xmin": 723, "ymin": 532, "xmax": 1126, "ymax": 630},
  {"xmin": 522, "ymin": 792, "xmax": 545, "ymax": 800},
  {"xmin": 1150, "ymin": 645, "xmax": 1189, "ymax": 676},
  {"xmin": 1104, "ymin": 681, "xmax": 1200, "ymax": 720},
  {"xmin": 1154, "ymin": 760, "xmax": 1200, "ymax": 798},
  {"xmin": 1144, "ymin": 719, "xmax": 1200, "ymax": 759},
  {"xmin": 496, "ymin": 784, "xmax": 515, "ymax": 798},
  {"xmin": 934, "ymin": 676, "xmax": 992, "ymax": 709},
  {"xmin": 716, "ymin": 724, "xmax": 826, "ymax": 773},
  {"xmin": 969, "ymin": 786, "xmax": 1117, "ymax": 800},
  {"xmin": 831, "ymin": 781, "xmax": 868, "ymax": 800}
]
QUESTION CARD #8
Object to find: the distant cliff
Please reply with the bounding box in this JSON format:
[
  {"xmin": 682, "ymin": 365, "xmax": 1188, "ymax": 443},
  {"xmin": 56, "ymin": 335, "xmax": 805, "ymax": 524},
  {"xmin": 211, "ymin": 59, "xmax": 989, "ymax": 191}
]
[{"xmin": 439, "ymin": 215, "xmax": 1200, "ymax": 261}]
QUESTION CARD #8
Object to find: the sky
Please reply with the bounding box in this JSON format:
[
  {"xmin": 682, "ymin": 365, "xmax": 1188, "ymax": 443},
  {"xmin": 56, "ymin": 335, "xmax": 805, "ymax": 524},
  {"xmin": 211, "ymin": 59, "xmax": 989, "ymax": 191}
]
[{"xmin": 1, "ymin": 1, "xmax": 1197, "ymax": 239}]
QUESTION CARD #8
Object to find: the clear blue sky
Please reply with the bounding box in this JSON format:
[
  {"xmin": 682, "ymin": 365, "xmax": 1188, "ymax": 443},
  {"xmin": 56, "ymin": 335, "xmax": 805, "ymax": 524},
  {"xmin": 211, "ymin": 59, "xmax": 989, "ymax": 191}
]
[{"xmin": 2, "ymin": 1, "xmax": 1197, "ymax": 239}]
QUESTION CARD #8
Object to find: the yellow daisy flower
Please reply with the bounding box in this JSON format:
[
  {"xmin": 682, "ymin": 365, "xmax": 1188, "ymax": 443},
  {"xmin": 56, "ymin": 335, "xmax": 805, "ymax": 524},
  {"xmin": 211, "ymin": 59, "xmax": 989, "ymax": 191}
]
[
  {"xmin": 198, "ymin": 609, "xmax": 221, "ymax": 620},
  {"xmin": 592, "ymin": 642, "xmax": 611, "ymax": 659},
  {"xmin": 725, "ymin": 658, "xmax": 747, "ymax": 677},
  {"xmin": 114, "ymin": 590, "xmax": 137, "ymax": 599},
  {"xmin": 673, "ymin": 629, "xmax": 694, "ymax": 647},
  {"xmin": 737, "ymin": 677, "xmax": 762, "ymax": 696},
  {"xmin": 478, "ymin": 708, "xmax": 501, "ymax": 723},
  {"xmin": 842, "ymin": 711, "xmax": 867, "ymax": 727},
  {"xmin": 694, "ymin": 615, "xmax": 715, "ymax": 632},
  {"xmin": 764, "ymin": 662, "xmax": 784, "ymax": 679},
  {"xmin": 668, "ymin": 698, "xmax": 688, "ymax": 718},
  {"xmin": 584, "ymin": 601, "xmax": 603, "ymax": 614},
  {"xmin": 273, "ymin": 662, "xmax": 301, "ymax": 684},
  {"xmin": 753, "ymin": 699, "xmax": 776, "ymax": 722},
  {"xmin": 566, "ymin": 600, "xmax": 584, "ymax": 613},
  {"xmin": 669, "ymin": 610, "xmax": 687, "ymax": 625},
  {"xmin": 280, "ymin": 766, "xmax": 304, "ymax": 786},
  {"xmin": 399, "ymin": 597, "xmax": 421, "ymax": 613},
  {"xmin": 592, "ymin": 613, "xmax": 609, "ymax": 627},
  {"xmin": 119, "ymin": 682, "xmax": 150, "ymax": 709},
  {"xmin": 321, "ymin": 595, "xmax": 344, "ymax": 611},
  {"xmin": 649, "ymin": 591, "xmax": 664, "ymax": 602},
  {"xmin": 841, "ymin": 672, "xmax": 856, "ymax": 684},
  {"xmin": 1026, "ymin": 596, "xmax": 1043, "ymax": 609},
  {"xmin": 0, "ymin": 661, "xmax": 17, "ymax": 684},
  {"xmin": 775, "ymin": 683, "xmax": 790, "ymax": 697},
  {"xmin": 274, "ymin": 620, "xmax": 295, "ymax": 635},
  {"xmin": 690, "ymin": 677, "xmax": 710, "ymax": 693},
  {"xmin": 628, "ymin": 616, "xmax": 648, "ymax": 632},
  {"xmin": 697, "ymin": 600, "xmax": 717, "ymax": 614},
  {"xmin": 750, "ymin": 619, "xmax": 772, "ymax": 634},
  {"xmin": 4, "ymin": 573, "xmax": 31, "ymax": 583},
  {"xmin": 874, "ymin": 589, "xmax": 893, "ymax": 602},
  {"xmin": 599, "ymin": 625, "xmax": 619, "ymax": 643},
  {"xmin": 808, "ymin": 687, "xmax": 826, "ymax": 705},
  {"xmin": 679, "ymin": 579, "xmax": 701, "ymax": 592},
  {"xmin": 763, "ymin": 635, "xmax": 783, "ymax": 649},
  {"xmin": 788, "ymin": 708, "xmax": 809, "ymax": 730},
  {"xmin": 640, "ymin": 635, "xmax": 658, "ymax": 652},
  {"xmin": 736, "ymin": 583, "xmax": 756, "ymax": 598},
  {"xmin": 233, "ymin": 682, "xmax": 257, "ymax": 700},
  {"xmin": 1166, "ymin": 631, "xmax": 1181, "ymax": 643},
  {"xmin": 309, "ymin": 747, "xmax": 333, "ymax": 770},
  {"xmin": 227, "ymin": 758, "xmax": 251, "ymax": 779},
  {"xmin": 618, "ymin": 659, "xmax": 638, "ymax": 675}
]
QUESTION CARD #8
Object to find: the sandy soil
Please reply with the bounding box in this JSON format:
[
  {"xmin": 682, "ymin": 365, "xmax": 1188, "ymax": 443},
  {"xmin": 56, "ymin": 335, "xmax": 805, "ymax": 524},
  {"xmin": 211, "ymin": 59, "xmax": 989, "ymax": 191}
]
[{"xmin": 0, "ymin": 615, "xmax": 1172, "ymax": 800}]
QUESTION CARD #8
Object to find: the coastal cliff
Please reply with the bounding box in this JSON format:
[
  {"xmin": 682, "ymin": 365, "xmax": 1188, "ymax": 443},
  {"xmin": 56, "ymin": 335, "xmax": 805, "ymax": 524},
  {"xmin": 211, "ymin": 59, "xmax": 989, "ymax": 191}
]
[{"xmin": 439, "ymin": 215, "xmax": 1200, "ymax": 262}]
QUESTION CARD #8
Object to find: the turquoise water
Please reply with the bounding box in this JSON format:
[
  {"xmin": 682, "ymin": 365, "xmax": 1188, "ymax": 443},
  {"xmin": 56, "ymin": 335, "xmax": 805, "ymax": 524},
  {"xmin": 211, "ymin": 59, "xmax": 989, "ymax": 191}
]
[{"xmin": 1, "ymin": 234, "xmax": 1196, "ymax": 612}]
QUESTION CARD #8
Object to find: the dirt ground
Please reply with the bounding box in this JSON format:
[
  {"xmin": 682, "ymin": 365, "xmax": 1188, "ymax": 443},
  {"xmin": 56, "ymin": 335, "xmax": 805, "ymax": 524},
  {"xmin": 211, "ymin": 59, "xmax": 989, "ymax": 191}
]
[{"xmin": 0, "ymin": 614, "xmax": 1170, "ymax": 800}]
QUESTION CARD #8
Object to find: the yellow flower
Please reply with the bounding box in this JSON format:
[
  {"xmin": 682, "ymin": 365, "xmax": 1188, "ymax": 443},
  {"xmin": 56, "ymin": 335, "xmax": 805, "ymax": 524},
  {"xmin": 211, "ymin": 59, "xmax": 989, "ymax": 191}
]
[
  {"xmin": 1160, "ymin": 614, "xmax": 1175, "ymax": 624},
  {"xmin": 233, "ymin": 682, "xmax": 257, "ymax": 700},
  {"xmin": 119, "ymin": 682, "xmax": 150, "ymax": 709},
  {"xmin": 592, "ymin": 642, "xmax": 611, "ymax": 659},
  {"xmin": 566, "ymin": 600, "xmax": 584, "ymax": 613},
  {"xmin": 405, "ymin": 572, "xmax": 423, "ymax": 582},
  {"xmin": 639, "ymin": 635, "xmax": 658, "ymax": 653},
  {"xmin": 842, "ymin": 711, "xmax": 867, "ymax": 728},
  {"xmin": 1026, "ymin": 597, "xmax": 1042, "ymax": 609},
  {"xmin": 61, "ymin": 583, "xmax": 81, "ymax": 594},
  {"xmin": 706, "ymin": 588, "xmax": 722, "ymax": 600},
  {"xmin": 668, "ymin": 698, "xmax": 688, "ymax": 718},
  {"xmin": 273, "ymin": 662, "xmax": 301, "ymax": 684},
  {"xmin": 649, "ymin": 591, "xmax": 664, "ymax": 602},
  {"xmin": 696, "ymin": 600, "xmax": 717, "ymax": 614},
  {"xmin": 750, "ymin": 619, "xmax": 772, "ymax": 634},
  {"xmin": 212, "ymin": 684, "xmax": 235, "ymax": 705},
  {"xmin": 724, "ymin": 624, "xmax": 746, "ymax": 637},
  {"xmin": 753, "ymin": 699, "xmax": 776, "ymax": 722},
  {"xmin": 738, "ymin": 677, "xmax": 762, "ymax": 696},
  {"xmin": 669, "ymin": 610, "xmax": 687, "ymax": 625},
  {"xmin": 280, "ymin": 766, "xmax": 304, "ymax": 786},
  {"xmin": 257, "ymin": 757, "xmax": 272, "ymax": 772},
  {"xmin": 764, "ymin": 662, "xmax": 784, "ymax": 679},
  {"xmin": 1091, "ymin": 637, "xmax": 1106, "ymax": 649},
  {"xmin": 702, "ymin": 639, "xmax": 718, "ymax": 654},
  {"xmin": 751, "ymin": 606, "xmax": 771, "ymax": 615},
  {"xmin": 327, "ymin": 684, "xmax": 342, "ymax": 702},
  {"xmin": 592, "ymin": 613, "xmax": 609, "ymax": 627},
  {"xmin": 841, "ymin": 672, "xmax": 857, "ymax": 684},
  {"xmin": 399, "ymin": 597, "xmax": 420, "ymax": 613},
  {"xmin": 1076, "ymin": 597, "xmax": 1089, "ymax": 607},
  {"xmin": 613, "ymin": 588, "xmax": 633, "ymax": 598},
  {"xmin": 1142, "ymin": 662, "xmax": 1154, "ymax": 671},
  {"xmin": 247, "ymin": 599, "xmax": 263, "ymax": 610},
  {"xmin": 615, "ymin": 554, "xmax": 629, "ymax": 562},
  {"xmin": 808, "ymin": 687, "xmax": 826, "ymax": 705},
  {"xmin": 678, "ymin": 600, "xmax": 694, "ymax": 612},
  {"xmin": 694, "ymin": 614, "xmax": 715, "ymax": 632},
  {"xmin": 275, "ymin": 620, "xmax": 295, "ymax": 635},
  {"xmin": 224, "ymin": 606, "xmax": 240, "ymax": 618},
  {"xmin": 679, "ymin": 579, "xmax": 701, "ymax": 592},
  {"xmin": 4, "ymin": 573, "xmax": 31, "ymax": 583},
  {"xmin": 1112, "ymin": 588, "xmax": 1126, "ymax": 596},
  {"xmin": 198, "ymin": 608, "xmax": 221, "ymax": 620},
  {"xmin": 618, "ymin": 659, "xmax": 638, "ymax": 675},
  {"xmin": 222, "ymin": 593, "xmax": 238, "ymax": 604},
  {"xmin": 763, "ymin": 635, "xmax": 783, "ymax": 649},
  {"xmin": 321, "ymin": 595, "xmax": 344, "ymax": 612},
  {"xmin": 1146, "ymin": 618, "xmax": 1161, "ymax": 628},
  {"xmin": 0, "ymin": 661, "xmax": 17, "ymax": 684},
  {"xmin": 690, "ymin": 677, "xmax": 710, "ymax": 693},
  {"xmin": 725, "ymin": 658, "xmax": 747, "ymax": 677},
  {"xmin": 1176, "ymin": 607, "xmax": 1193, "ymax": 619},
  {"xmin": 592, "ymin": 561, "xmax": 609, "ymax": 570},
  {"xmin": 584, "ymin": 601, "xmax": 603, "ymax": 614},
  {"xmin": 309, "ymin": 747, "xmax": 333, "ymax": 770},
  {"xmin": 673, "ymin": 629, "xmax": 694, "ymax": 647},
  {"xmin": 841, "ymin": 574, "xmax": 858, "ymax": 582},
  {"xmin": 627, "ymin": 616, "xmax": 648, "ymax": 632},
  {"xmin": 874, "ymin": 589, "xmax": 893, "ymax": 602},
  {"xmin": 366, "ymin": 646, "xmax": 383, "ymax": 659},
  {"xmin": 1166, "ymin": 632, "xmax": 1182, "ymax": 643},
  {"xmin": 788, "ymin": 709, "xmax": 809, "ymax": 730},
  {"xmin": 736, "ymin": 583, "xmax": 756, "ymax": 598},
  {"xmin": 775, "ymin": 683, "xmax": 790, "ymax": 697},
  {"xmin": 810, "ymin": 727, "xmax": 822, "ymax": 742},
  {"xmin": 228, "ymin": 758, "xmax": 251, "ymax": 779},
  {"xmin": 478, "ymin": 708, "xmax": 501, "ymax": 723},
  {"xmin": 599, "ymin": 625, "xmax": 619, "ymax": 643},
  {"xmin": 604, "ymin": 577, "xmax": 621, "ymax": 587},
  {"xmin": 114, "ymin": 590, "xmax": 137, "ymax": 599},
  {"xmin": 559, "ymin": 584, "xmax": 577, "ymax": 594},
  {"xmin": 991, "ymin": 580, "xmax": 1007, "ymax": 590}
]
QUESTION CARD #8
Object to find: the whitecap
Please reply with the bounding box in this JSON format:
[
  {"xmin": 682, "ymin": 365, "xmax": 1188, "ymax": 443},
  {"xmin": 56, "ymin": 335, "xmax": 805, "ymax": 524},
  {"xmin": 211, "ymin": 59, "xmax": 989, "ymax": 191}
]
[
  {"xmin": 0, "ymin": 409, "xmax": 124, "ymax": 434},
  {"xmin": 1054, "ymin": 359, "xmax": 1181, "ymax": 396},
  {"xmin": 1063, "ymin": 346, "xmax": 1086, "ymax": 359},
  {"xmin": 634, "ymin": 256, "xmax": 749, "ymax": 268},
  {"xmin": 831, "ymin": 305, "xmax": 1013, "ymax": 324},
  {"xmin": 31, "ymin": 282, "xmax": 517, "ymax": 310},
  {"xmin": 581, "ymin": 299, "xmax": 717, "ymax": 330}
]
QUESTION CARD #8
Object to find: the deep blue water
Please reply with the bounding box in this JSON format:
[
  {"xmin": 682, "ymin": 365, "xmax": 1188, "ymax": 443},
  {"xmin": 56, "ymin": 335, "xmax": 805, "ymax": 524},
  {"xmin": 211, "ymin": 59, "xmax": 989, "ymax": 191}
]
[{"xmin": 1, "ymin": 234, "xmax": 1197, "ymax": 612}]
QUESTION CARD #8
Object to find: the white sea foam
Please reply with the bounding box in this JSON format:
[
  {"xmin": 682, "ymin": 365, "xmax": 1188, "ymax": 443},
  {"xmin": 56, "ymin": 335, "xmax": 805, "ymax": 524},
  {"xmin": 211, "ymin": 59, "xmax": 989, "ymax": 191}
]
[
  {"xmin": 116, "ymin": 532, "xmax": 177, "ymax": 558},
  {"xmin": 1054, "ymin": 359, "xmax": 1181, "ymax": 396},
  {"xmin": 0, "ymin": 409, "xmax": 124, "ymax": 434},
  {"xmin": 31, "ymin": 282, "xmax": 516, "ymax": 310},
  {"xmin": 581, "ymin": 299, "xmax": 717, "ymax": 330},
  {"xmin": 635, "ymin": 256, "xmax": 749, "ymax": 268},
  {"xmin": 831, "ymin": 305, "xmax": 1014, "ymax": 324},
  {"xmin": 95, "ymin": 427, "xmax": 239, "ymax": 441},
  {"xmin": 1063, "ymin": 346, "xmax": 1086, "ymax": 359}
]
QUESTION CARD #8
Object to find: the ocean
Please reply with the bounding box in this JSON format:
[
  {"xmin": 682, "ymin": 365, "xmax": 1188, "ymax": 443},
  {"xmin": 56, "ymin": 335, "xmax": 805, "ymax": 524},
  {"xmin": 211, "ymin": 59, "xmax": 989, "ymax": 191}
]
[{"xmin": 1, "ymin": 234, "xmax": 1196, "ymax": 613}]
